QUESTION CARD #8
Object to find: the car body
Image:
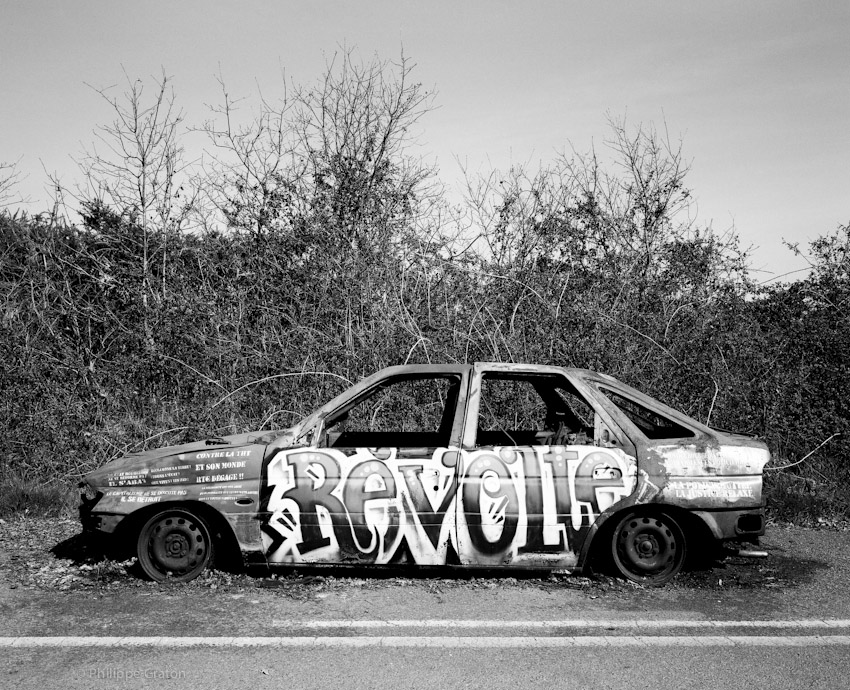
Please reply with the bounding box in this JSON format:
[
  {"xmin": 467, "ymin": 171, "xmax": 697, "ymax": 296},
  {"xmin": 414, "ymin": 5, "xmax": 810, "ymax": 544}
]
[{"xmin": 79, "ymin": 363, "xmax": 770, "ymax": 585}]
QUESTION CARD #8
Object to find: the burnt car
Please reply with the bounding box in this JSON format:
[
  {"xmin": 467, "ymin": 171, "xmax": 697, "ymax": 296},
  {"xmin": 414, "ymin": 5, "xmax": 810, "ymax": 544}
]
[{"xmin": 79, "ymin": 363, "xmax": 770, "ymax": 585}]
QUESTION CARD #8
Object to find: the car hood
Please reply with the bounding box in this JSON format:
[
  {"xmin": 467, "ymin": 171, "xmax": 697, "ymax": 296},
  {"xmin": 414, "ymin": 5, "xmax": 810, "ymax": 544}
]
[{"xmin": 83, "ymin": 429, "xmax": 285, "ymax": 488}]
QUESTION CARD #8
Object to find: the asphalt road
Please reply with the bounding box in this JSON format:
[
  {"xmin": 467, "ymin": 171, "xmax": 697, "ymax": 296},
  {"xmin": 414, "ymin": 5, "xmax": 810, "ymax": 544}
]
[{"xmin": 1, "ymin": 520, "xmax": 849, "ymax": 689}]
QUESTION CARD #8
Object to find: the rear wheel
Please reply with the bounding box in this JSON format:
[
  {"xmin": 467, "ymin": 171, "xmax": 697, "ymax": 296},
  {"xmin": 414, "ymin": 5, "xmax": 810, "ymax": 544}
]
[
  {"xmin": 611, "ymin": 511, "xmax": 686, "ymax": 586},
  {"xmin": 136, "ymin": 509, "xmax": 214, "ymax": 582}
]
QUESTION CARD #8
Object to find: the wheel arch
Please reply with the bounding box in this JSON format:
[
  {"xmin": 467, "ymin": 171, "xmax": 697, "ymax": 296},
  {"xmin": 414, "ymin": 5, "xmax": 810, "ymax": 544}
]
[
  {"xmin": 116, "ymin": 500, "xmax": 244, "ymax": 570},
  {"xmin": 580, "ymin": 502, "xmax": 716, "ymax": 573}
]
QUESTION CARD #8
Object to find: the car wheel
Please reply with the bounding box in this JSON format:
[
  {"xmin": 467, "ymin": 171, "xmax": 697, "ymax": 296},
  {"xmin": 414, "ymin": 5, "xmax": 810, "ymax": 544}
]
[
  {"xmin": 136, "ymin": 509, "xmax": 214, "ymax": 583},
  {"xmin": 611, "ymin": 511, "xmax": 686, "ymax": 586}
]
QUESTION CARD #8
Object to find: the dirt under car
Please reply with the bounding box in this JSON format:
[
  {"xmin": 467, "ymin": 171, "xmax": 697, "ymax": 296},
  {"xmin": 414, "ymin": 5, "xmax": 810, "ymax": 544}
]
[{"xmin": 78, "ymin": 363, "xmax": 770, "ymax": 586}]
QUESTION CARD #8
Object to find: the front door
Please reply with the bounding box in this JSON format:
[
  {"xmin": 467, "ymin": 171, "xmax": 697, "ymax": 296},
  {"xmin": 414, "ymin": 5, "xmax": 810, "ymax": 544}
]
[{"xmin": 260, "ymin": 370, "xmax": 468, "ymax": 566}]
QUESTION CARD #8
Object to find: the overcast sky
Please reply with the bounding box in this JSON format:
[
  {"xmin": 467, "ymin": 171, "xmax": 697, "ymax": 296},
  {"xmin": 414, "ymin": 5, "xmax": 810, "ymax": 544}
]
[{"xmin": 2, "ymin": 1, "xmax": 847, "ymax": 280}]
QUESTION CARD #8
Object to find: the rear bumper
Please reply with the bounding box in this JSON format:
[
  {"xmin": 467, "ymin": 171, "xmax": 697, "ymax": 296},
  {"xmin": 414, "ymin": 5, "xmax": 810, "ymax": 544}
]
[{"xmin": 692, "ymin": 506, "xmax": 765, "ymax": 542}]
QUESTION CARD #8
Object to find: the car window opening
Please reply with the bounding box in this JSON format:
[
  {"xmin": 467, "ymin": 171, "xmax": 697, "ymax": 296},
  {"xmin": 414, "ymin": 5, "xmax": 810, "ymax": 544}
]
[
  {"xmin": 475, "ymin": 373, "xmax": 597, "ymax": 447},
  {"xmin": 322, "ymin": 374, "xmax": 461, "ymax": 449}
]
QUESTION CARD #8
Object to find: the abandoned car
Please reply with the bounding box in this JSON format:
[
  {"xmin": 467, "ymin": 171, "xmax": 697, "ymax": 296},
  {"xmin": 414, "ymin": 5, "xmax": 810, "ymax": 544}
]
[{"xmin": 79, "ymin": 363, "xmax": 770, "ymax": 585}]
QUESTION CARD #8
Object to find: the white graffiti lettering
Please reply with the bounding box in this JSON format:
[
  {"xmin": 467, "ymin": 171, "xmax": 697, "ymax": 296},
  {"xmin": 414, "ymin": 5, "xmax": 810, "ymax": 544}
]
[{"xmin": 260, "ymin": 446, "xmax": 637, "ymax": 568}]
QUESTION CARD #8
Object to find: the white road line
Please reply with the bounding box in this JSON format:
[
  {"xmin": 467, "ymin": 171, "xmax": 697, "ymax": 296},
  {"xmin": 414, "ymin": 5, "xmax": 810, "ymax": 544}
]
[
  {"xmin": 4, "ymin": 635, "xmax": 850, "ymax": 648},
  {"xmin": 270, "ymin": 619, "xmax": 850, "ymax": 629}
]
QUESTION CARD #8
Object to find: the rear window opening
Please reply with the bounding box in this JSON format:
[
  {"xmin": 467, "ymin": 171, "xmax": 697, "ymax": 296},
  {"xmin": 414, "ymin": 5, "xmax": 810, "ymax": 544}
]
[{"xmin": 600, "ymin": 388, "xmax": 694, "ymax": 440}]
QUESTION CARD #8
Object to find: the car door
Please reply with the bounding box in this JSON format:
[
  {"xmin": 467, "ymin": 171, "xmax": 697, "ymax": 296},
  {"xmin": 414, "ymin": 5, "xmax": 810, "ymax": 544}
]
[
  {"xmin": 260, "ymin": 366, "xmax": 469, "ymax": 567},
  {"xmin": 455, "ymin": 363, "xmax": 639, "ymax": 568}
]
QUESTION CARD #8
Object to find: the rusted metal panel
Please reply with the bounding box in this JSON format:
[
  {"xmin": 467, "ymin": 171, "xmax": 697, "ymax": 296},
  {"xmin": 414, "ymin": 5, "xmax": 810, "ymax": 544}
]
[
  {"xmin": 655, "ymin": 443, "xmax": 769, "ymax": 510},
  {"xmin": 82, "ymin": 436, "xmax": 269, "ymax": 553}
]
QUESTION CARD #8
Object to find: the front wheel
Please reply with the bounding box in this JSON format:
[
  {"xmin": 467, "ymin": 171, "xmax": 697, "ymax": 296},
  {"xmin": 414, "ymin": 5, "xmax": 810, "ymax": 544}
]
[
  {"xmin": 611, "ymin": 511, "xmax": 686, "ymax": 586},
  {"xmin": 136, "ymin": 509, "xmax": 214, "ymax": 582}
]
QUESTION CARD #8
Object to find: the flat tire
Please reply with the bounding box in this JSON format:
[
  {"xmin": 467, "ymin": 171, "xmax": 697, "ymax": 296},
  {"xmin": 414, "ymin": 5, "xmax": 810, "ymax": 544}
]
[
  {"xmin": 611, "ymin": 511, "xmax": 686, "ymax": 586},
  {"xmin": 136, "ymin": 509, "xmax": 214, "ymax": 583}
]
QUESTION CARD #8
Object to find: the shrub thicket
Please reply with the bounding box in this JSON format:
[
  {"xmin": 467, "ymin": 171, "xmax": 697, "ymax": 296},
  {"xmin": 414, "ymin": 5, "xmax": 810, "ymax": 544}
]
[{"xmin": 1, "ymin": 54, "xmax": 847, "ymax": 520}]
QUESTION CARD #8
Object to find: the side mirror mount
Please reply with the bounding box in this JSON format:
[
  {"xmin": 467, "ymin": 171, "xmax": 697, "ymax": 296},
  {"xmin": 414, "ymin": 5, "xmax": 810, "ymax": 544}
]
[{"xmin": 295, "ymin": 417, "xmax": 324, "ymax": 448}]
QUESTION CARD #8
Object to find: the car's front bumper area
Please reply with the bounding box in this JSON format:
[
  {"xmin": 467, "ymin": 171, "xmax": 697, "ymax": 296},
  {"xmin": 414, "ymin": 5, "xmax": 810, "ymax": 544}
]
[
  {"xmin": 79, "ymin": 506, "xmax": 124, "ymax": 534},
  {"xmin": 78, "ymin": 482, "xmax": 123, "ymax": 534}
]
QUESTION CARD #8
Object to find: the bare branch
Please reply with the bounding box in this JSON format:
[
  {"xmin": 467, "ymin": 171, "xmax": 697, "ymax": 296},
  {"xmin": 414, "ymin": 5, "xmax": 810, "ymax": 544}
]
[{"xmin": 0, "ymin": 158, "xmax": 26, "ymax": 208}]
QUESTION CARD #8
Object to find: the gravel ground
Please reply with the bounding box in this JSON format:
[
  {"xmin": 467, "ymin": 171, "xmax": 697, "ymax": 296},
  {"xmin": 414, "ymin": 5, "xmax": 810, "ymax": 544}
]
[{"xmin": 0, "ymin": 515, "xmax": 614, "ymax": 598}]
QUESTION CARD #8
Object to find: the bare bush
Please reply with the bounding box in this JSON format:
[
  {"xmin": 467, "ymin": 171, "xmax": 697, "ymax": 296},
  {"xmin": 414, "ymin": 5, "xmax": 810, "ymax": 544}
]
[
  {"xmin": 198, "ymin": 72, "xmax": 301, "ymax": 237},
  {"xmin": 2, "ymin": 56, "xmax": 847, "ymax": 522},
  {"xmin": 77, "ymin": 70, "xmax": 195, "ymax": 313}
]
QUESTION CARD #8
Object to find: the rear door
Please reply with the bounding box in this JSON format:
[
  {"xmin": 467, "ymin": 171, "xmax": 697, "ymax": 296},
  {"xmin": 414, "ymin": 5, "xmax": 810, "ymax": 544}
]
[{"xmin": 455, "ymin": 364, "xmax": 638, "ymax": 567}]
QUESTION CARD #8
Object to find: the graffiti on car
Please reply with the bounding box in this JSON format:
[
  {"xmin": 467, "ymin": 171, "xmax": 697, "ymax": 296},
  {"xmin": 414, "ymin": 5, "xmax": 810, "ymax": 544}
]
[{"xmin": 259, "ymin": 445, "xmax": 637, "ymax": 566}]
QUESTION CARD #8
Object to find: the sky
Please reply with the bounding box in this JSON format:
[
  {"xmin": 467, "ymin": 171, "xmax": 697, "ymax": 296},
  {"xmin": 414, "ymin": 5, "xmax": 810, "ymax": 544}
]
[{"xmin": 1, "ymin": 1, "xmax": 847, "ymax": 281}]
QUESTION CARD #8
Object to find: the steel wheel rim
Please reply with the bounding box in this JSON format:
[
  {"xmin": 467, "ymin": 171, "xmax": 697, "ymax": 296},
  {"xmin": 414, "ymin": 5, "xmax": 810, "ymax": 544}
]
[
  {"xmin": 140, "ymin": 511, "xmax": 211, "ymax": 581},
  {"xmin": 613, "ymin": 513, "xmax": 683, "ymax": 584}
]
